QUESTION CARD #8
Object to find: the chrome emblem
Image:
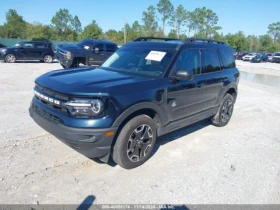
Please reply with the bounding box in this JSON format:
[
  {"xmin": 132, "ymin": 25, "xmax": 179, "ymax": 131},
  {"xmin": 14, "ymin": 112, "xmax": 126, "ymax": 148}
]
[{"xmin": 34, "ymin": 90, "xmax": 61, "ymax": 105}]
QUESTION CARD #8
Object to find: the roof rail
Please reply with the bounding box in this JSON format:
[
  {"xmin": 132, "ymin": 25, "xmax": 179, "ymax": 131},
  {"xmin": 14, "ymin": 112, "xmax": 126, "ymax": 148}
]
[
  {"xmin": 133, "ymin": 37, "xmax": 181, "ymax": 42},
  {"xmin": 184, "ymin": 38, "xmax": 225, "ymax": 44}
]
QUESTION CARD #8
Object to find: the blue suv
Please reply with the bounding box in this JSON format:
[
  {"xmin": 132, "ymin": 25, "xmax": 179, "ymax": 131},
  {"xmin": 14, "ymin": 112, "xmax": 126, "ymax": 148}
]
[{"xmin": 29, "ymin": 37, "xmax": 239, "ymax": 169}]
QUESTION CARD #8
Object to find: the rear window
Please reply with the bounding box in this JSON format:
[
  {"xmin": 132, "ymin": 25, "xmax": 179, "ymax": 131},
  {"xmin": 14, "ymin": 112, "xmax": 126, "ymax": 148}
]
[
  {"xmin": 35, "ymin": 43, "xmax": 48, "ymax": 49},
  {"xmin": 106, "ymin": 44, "xmax": 117, "ymax": 52},
  {"xmin": 219, "ymin": 47, "xmax": 235, "ymax": 69}
]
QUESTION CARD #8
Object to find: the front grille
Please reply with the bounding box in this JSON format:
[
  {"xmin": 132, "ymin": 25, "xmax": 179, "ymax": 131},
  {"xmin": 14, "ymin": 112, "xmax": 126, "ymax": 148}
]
[
  {"xmin": 35, "ymin": 84, "xmax": 69, "ymax": 113},
  {"xmin": 32, "ymin": 103, "xmax": 60, "ymax": 123},
  {"xmin": 58, "ymin": 49, "xmax": 67, "ymax": 57}
]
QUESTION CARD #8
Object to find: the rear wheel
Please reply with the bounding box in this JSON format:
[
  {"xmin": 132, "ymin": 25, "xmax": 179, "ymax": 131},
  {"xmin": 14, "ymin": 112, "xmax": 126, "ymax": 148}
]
[
  {"xmin": 5, "ymin": 54, "xmax": 16, "ymax": 63},
  {"xmin": 44, "ymin": 55, "xmax": 53, "ymax": 63},
  {"xmin": 112, "ymin": 115, "xmax": 157, "ymax": 169},
  {"xmin": 212, "ymin": 94, "xmax": 234, "ymax": 127}
]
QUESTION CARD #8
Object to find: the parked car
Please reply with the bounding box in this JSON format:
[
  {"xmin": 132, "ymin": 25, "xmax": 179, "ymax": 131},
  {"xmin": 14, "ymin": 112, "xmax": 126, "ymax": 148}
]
[
  {"xmin": 0, "ymin": 41, "xmax": 54, "ymax": 63},
  {"xmin": 55, "ymin": 39, "xmax": 118, "ymax": 69},
  {"xmin": 235, "ymin": 53, "xmax": 247, "ymax": 60},
  {"xmin": 251, "ymin": 54, "xmax": 268, "ymax": 63},
  {"xmin": 242, "ymin": 53, "xmax": 258, "ymax": 61},
  {"xmin": 272, "ymin": 52, "xmax": 280, "ymax": 63},
  {"xmin": 266, "ymin": 53, "xmax": 273, "ymax": 62},
  {"xmin": 0, "ymin": 43, "xmax": 6, "ymax": 48},
  {"xmin": 29, "ymin": 37, "xmax": 239, "ymax": 169}
]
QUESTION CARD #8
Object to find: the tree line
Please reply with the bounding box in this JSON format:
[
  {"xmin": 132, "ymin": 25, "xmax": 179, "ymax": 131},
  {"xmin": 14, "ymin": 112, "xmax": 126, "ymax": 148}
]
[{"xmin": 0, "ymin": 0, "xmax": 280, "ymax": 52}]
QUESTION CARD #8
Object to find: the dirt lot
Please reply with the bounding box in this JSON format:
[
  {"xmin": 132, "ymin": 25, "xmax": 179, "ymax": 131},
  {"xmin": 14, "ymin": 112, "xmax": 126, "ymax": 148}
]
[{"xmin": 0, "ymin": 60, "xmax": 279, "ymax": 204}]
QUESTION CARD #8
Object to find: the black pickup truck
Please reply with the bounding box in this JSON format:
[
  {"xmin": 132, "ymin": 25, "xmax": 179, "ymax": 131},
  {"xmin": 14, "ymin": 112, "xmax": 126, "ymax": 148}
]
[{"xmin": 55, "ymin": 39, "xmax": 118, "ymax": 68}]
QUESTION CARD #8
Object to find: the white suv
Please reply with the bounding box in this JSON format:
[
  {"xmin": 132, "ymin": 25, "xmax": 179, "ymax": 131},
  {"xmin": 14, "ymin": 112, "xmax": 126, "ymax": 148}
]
[{"xmin": 242, "ymin": 53, "xmax": 258, "ymax": 61}]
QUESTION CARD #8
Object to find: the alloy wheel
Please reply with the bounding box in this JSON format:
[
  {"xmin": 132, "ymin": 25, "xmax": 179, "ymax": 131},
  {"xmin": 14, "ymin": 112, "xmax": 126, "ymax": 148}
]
[
  {"xmin": 127, "ymin": 124, "xmax": 153, "ymax": 162},
  {"xmin": 221, "ymin": 99, "xmax": 233, "ymax": 123}
]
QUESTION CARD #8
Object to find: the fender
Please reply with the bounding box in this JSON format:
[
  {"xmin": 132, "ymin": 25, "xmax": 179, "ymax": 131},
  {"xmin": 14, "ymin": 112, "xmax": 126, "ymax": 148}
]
[{"xmin": 112, "ymin": 102, "xmax": 168, "ymax": 128}]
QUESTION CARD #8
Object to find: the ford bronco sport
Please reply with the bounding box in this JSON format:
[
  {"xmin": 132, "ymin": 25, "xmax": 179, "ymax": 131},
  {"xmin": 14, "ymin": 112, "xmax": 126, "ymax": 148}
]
[
  {"xmin": 55, "ymin": 39, "xmax": 118, "ymax": 68},
  {"xmin": 29, "ymin": 37, "xmax": 239, "ymax": 169}
]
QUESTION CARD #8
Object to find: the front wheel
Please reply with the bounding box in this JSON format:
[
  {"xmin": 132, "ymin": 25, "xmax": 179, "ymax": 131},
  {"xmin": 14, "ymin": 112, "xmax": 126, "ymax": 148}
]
[
  {"xmin": 5, "ymin": 54, "xmax": 16, "ymax": 63},
  {"xmin": 112, "ymin": 115, "xmax": 157, "ymax": 169},
  {"xmin": 211, "ymin": 94, "xmax": 234, "ymax": 127},
  {"xmin": 44, "ymin": 55, "xmax": 53, "ymax": 63}
]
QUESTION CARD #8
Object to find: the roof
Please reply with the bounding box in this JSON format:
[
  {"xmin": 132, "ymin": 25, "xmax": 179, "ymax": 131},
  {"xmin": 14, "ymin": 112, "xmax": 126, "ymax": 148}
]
[
  {"xmin": 124, "ymin": 39, "xmax": 232, "ymax": 51},
  {"xmin": 82, "ymin": 38, "xmax": 116, "ymax": 44}
]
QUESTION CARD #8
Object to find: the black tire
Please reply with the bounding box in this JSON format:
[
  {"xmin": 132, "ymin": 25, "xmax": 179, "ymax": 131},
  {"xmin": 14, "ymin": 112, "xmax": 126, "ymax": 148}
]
[
  {"xmin": 43, "ymin": 55, "xmax": 53, "ymax": 63},
  {"xmin": 5, "ymin": 54, "xmax": 16, "ymax": 63},
  {"xmin": 211, "ymin": 94, "xmax": 234, "ymax": 127},
  {"xmin": 112, "ymin": 115, "xmax": 157, "ymax": 169}
]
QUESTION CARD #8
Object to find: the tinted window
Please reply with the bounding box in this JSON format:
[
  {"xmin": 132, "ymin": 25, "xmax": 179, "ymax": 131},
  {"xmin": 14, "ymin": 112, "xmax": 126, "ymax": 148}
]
[
  {"xmin": 22, "ymin": 43, "xmax": 34, "ymax": 48},
  {"xmin": 35, "ymin": 43, "xmax": 48, "ymax": 49},
  {"xmin": 219, "ymin": 47, "xmax": 235, "ymax": 69},
  {"xmin": 201, "ymin": 49, "xmax": 221, "ymax": 74},
  {"xmin": 274, "ymin": 53, "xmax": 280, "ymax": 56},
  {"xmin": 94, "ymin": 44, "xmax": 104, "ymax": 52},
  {"xmin": 106, "ymin": 44, "xmax": 117, "ymax": 52},
  {"xmin": 76, "ymin": 40, "xmax": 95, "ymax": 48},
  {"xmin": 175, "ymin": 49, "xmax": 201, "ymax": 75}
]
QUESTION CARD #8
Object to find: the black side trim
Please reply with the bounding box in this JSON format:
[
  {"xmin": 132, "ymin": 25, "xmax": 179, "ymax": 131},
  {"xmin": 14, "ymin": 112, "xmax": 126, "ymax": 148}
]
[{"xmin": 158, "ymin": 107, "xmax": 218, "ymax": 136}]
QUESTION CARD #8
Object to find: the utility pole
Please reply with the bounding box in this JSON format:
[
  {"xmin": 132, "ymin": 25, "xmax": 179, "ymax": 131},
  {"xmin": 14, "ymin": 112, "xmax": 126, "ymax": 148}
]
[{"xmin": 123, "ymin": 18, "xmax": 126, "ymax": 45}]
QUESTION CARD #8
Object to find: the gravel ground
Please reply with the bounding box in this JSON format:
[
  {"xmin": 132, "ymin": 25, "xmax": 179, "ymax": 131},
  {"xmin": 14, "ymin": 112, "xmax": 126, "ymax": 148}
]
[{"xmin": 0, "ymin": 61, "xmax": 279, "ymax": 204}]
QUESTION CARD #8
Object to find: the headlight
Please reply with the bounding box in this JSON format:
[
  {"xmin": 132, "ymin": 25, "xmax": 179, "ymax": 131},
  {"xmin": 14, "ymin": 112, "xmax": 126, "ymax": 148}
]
[
  {"xmin": 66, "ymin": 98, "xmax": 104, "ymax": 117},
  {"xmin": 66, "ymin": 51, "xmax": 71, "ymax": 59},
  {"xmin": 1, "ymin": 49, "xmax": 7, "ymax": 53}
]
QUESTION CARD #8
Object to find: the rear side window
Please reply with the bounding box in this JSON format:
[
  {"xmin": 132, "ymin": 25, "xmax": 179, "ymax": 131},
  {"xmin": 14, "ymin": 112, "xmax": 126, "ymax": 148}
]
[
  {"xmin": 35, "ymin": 43, "xmax": 48, "ymax": 49},
  {"xmin": 22, "ymin": 43, "xmax": 34, "ymax": 48},
  {"xmin": 219, "ymin": 47, "xmax": 235, "ymax": 69},
  {"xmin": 201, "ymin": 49, "xmax": 221, "ymax": 74},
  {"xmin": 94, "ymin": 44, "xmax": 104, "ymax": 52},
  {"xmin": 106, "ymin": 44, "xmax": 117, "ymax": 52}
]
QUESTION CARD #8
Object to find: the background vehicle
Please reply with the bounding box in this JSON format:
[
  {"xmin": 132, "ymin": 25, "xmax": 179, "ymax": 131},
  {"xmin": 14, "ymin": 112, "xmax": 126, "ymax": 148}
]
[
  {"xmin": 29, "ymin": 37, "xmax": 239, "ymax": 169},
  {"xmin": 0, "ymin": 41, "xmax": 54, "ymax": 63},
  {"xmin": 0, "ymin": 43, "xmax": 6, "ymax": 48},
  {"xmin": 235, "ymin": 52, "xmax": 248, "ymax": 60},
  {"xmin": 266, "ymin": 53, "xmax": 273, "ymax": 62},
  {"xmin": 242, "ymin": 53, "xmax": 258, "ymax": 61},
  {"xmin": 272, "ymin": 52, "xmax": 280, "ymax": 63},
  {"xmin": 55, "ymin": 39, "xmax": 118, "ymax": 69},
  {"xmin": 251, "ymin": 54, "xmax": 268, "ymax": 63}
]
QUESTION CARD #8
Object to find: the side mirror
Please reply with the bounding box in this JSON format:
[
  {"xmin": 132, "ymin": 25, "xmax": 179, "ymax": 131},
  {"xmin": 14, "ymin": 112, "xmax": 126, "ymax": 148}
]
[
  {"xmin": 173, "ymin": 69, "xmax": 194, "ymax": 81},
  {"xmin": 94, "ymin": 48, "xmax": 99, "ymax": 53}
]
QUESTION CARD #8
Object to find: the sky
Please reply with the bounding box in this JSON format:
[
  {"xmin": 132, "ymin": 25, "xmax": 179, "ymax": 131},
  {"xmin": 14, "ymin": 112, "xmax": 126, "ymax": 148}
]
[{"xmin": 0, "ymin": 0, "xmax": 279, "ymax": 36}]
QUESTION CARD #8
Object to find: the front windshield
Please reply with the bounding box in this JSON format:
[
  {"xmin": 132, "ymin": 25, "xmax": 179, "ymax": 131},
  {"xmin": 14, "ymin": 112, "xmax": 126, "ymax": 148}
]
[
  {"xmin": 76, "ymin": 40, "xmax": 94, "ymax": 50},
  {"xmin": 101, "ymin": 47, "xmax": 176, "ymax": 77},
  {"xmin": 12, "ymin": 42, "xmax": 23, "ymax": 48}
]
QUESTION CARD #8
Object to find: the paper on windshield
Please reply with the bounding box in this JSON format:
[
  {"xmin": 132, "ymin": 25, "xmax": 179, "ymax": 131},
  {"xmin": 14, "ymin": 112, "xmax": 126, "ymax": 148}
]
[
  {"xmin": 145, "ymin": 51, "xmax": 166, "ymax": 62},
  {"xmin": 84, "ymin": 46, "xmax": 90, "ymax": 50}
]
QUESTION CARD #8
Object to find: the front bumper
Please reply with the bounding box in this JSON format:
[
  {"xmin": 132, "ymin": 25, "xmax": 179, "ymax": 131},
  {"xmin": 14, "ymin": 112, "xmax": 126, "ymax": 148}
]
[
  {"xmin": 55, "ymin": 52, "xmax": 73, "ymax": 68},
  {"xmin": 29, "ymin": 106, "xmax": 118, "ymax": 159}
]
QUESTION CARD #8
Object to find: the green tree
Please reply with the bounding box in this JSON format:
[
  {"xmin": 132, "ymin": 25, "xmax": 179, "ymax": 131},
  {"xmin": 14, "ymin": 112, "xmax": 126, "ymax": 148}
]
[
  {"xmin": 142, "ymin": 5, "xmax": 158, "ymax": 36},
  {"xmin": 1, "ymin": 9, "xmax": 26, "ymax": 38},
  {"xmin": 224, "ymin": 31, "xmax": 248, "ymax": 51},
  {"xmin": 267, "ymin": 22, "xmax": 280, "ymax": 43},
  {"xmin": 247, "ymin": 35, "xmax": 259, "ymax": 51},
  {"xmin": 26, "ymin": 22, "xmax": 55, "ymax": 40},
  {"xmin": 104, "ymin": 29, "xmax": 120, "ymax": 43},
  {"xmin": 80, "ymin": 20, "xmax": 103, "ymax": 40},
  {"xmin": 189, "ymin": 7, "xmax": 221, "ymax": 38},
  {"xmin": 259, "ymin": 34, "xmax": 273, "ymax": 51},
  {"xmin": 51, "ymin": 8, "xmax": 73, "ymax": 40},
  {"xmin": 169, "ymin": 5, "xmax": 188, "ymax": 39},
  {"xmin": 71, "ymin": 15, "xmax": 82, "ymax": 41},
  {"xmin": 157, "ymin": 0, "xmax": 174, "ymax": 35}
]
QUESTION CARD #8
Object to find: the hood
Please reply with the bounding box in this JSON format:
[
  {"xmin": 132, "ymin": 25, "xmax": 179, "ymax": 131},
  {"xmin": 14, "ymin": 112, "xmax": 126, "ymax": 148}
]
[{"xmin": 35, "ymin": 67, "xmax": 161, "ymax": 96}]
